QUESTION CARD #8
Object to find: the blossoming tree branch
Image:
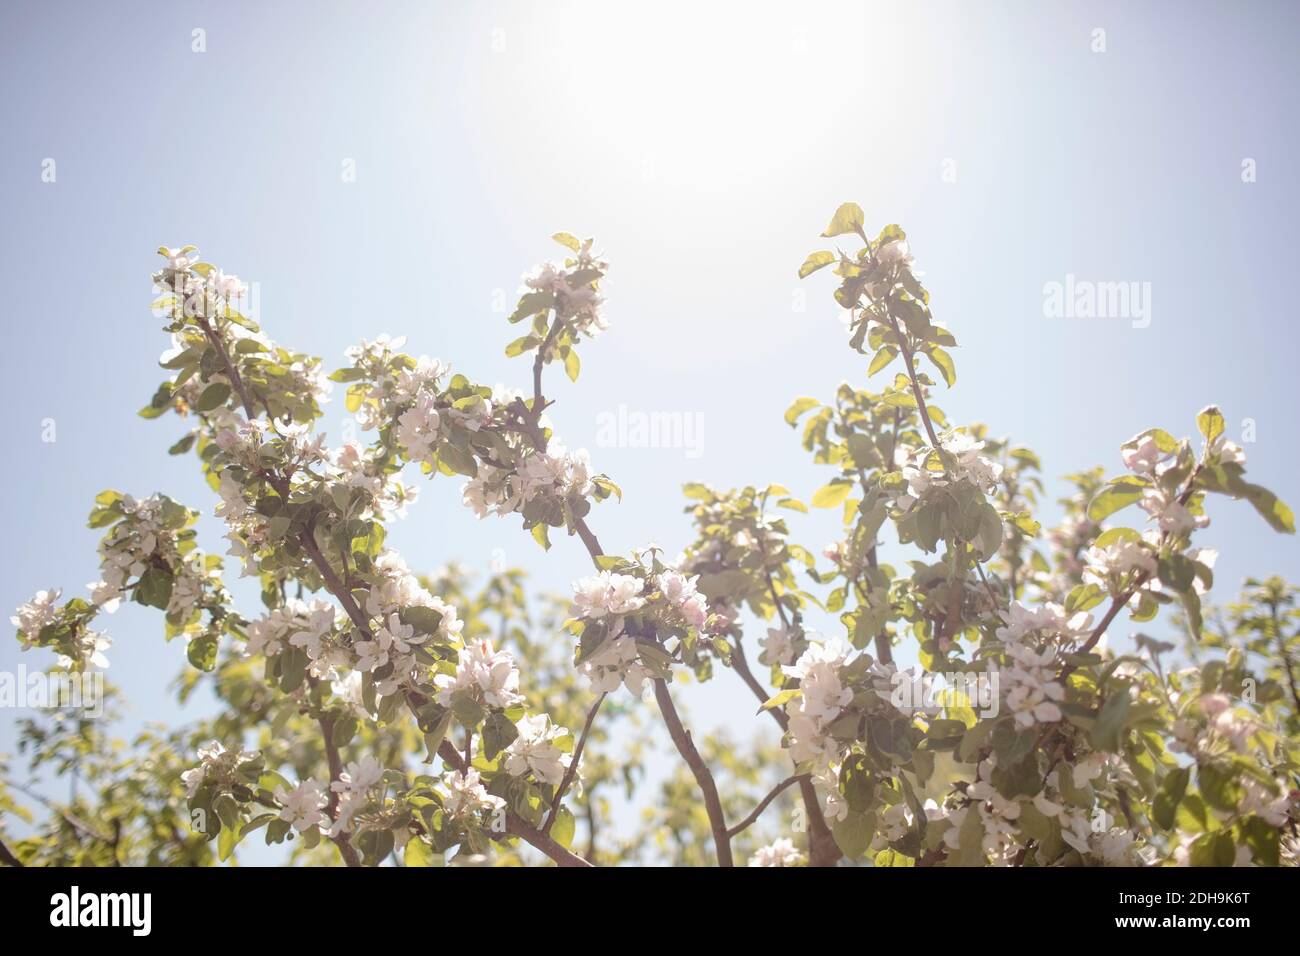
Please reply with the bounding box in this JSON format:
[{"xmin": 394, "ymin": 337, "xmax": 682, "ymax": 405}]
[{"xmin": 5, "ymin": 203, "xmax": 1298, "ymax": 867}]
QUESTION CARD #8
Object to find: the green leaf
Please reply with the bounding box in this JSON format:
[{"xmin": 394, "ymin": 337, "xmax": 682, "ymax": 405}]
[
  {"xmin": 186, "ymin": 634, "xmax": 218, "ymax": 672},
  {"xmin": 404, "ymin": 836, "xmax": 438, "ymax": 867},
  {"xmin": 437, "ymin": 444, "xmax": 478, "ymax": 478},
  {"xmin": 504, "ymin": 335, "xmax": 538, "ymax": 358},
  {"xmin": 925, "ymin": 347, "xmax": 956, "ymax": 388},
  {"xmin": 483, "ymin": 711, "xmax": 518, "ymax": 760},
  {"xmin": 1197, "ymin": 761, "xmax": 1243, "ymax": 813},
  {"xmin": 868, "ymin": 346, "xmax": 898, "ymax": 377},
  {"xmin": 1087, "ymin": 479, "xmax": 1147, "ymax": 521},
  {"xmin": 1242, "ymin": 482, "xmax": 1295, "ymax": 534},
  {"xmin": 508, "ymin": 291, "xmax": 553, "ymax": 324},
  {"xmin": 194, "ymin": 382, "xmax": 231, "ymax": 412},
  {"xmin": 552, "ymin": 232, "xmax": 582, "ymax": 253},
  {"xmin": 218, "ymin": 821, "xmax": 239, "ymax": 862},
  {"xmin": 564, "ymin": 348, "xmax": 580, "ymax": 382},
  {"xmin": 829, "ymin": 809, "xmax": 873, "ymax": 858},
  {"xmin": 1238, "ymin": 815, "xmax": 1280, "ymax": 866},
  {"xmin": 760, "ymin": 688, "xmax": 801, "ymax": 712},
  {"xmin": 821, "ymin": 202, "xmax": 865, "ymax": 238},
  {"xmin": 345, "ymin": 383, "xmax": 367, "ymax": 413},
  {"xmin": 1091, "ymin": 685, "xmax": 1132, "ymax": 752},
  {"xmin": 135, "ymin": 567, "xmax": 174, "ymax": 610},
  {"xmin": 531, "ymin": 523, "xmax": 551, "ymax": 551},
  {"xmin": 1093, "ymin": 527, "xmax": 1141, "ymax": 549},
  {"xmin": 784, "ymin": 397, "xmax": 819, "ymax": 426},
  {"xmin": 811, "ymin": 482, "xmax": 853, "ymax": 509},
  {"xmin": 798, "ymin": 250, "xmax": 836, "ymax": 278},
  {"xmin": 1152, "ymin": 766, "xmax": 1190, "ymax": 831},
  {"xmin": 1065, "ymin": 583, "xmax": 1105, "ymax": 613},
  {"xmin": 1196, "ymin": 405, "xmax": 1225, "ymax": 444},
  {"xmin": 1188, "ymin": 830, "xmax": 1236, "ymax": 867},
  {"xmin": 551, "ymin": 806, "xmax": 576, "ymax": 848}
]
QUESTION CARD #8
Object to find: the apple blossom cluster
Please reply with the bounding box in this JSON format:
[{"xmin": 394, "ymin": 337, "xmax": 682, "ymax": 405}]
[
  {"xmin": 892, "ymin": 430, "xmax": 1004, "ymax": 511},
  {"xmin": 93, "ymin": 492, "xmax": 226, "ymax": 625},
  {"xmin": 13, "ymin": 491, "xmax": 233, "ymax": 672},
  {"xmin": 568, "ymin": 562, "xmax": 715, "ymax": 696},
  {"xmin": 462, "ymin": 443, "xmax": 595, "ymax": 520},
  {"xmin": 153, "ymin": 245, "xmax": 249, "ymax": 316},
  {"xmin": 336, "ymin": 333, "xmax": 616, "ymax": 545},
  {"xmin": 10, "ymin": 588, "xmax": 111, "ymax": 671},
  {"xmin": 516, "ymin": 235, "xmax": 610, "ymax": 343},
  {"xmin": 781, "ymin": 638, "xmax": 859, "ymax": 822},
  {"xmin": 150, "ymin": 248, "xmax": 332, "ymax": 428},
  {"xmin": 180, "ymin": 740, "xmax": 263, "ymax": 801},
  {"xmin": 992, "ymin": 602, "xmax": 1093, "ymax": 729},
  {"xmin": 442, "ymin": 768, "xmax": 507, "ymax": 822},
  {"xmin": 245, "ymin": 598, "xmax": 337, "ymax": 666},
  {"xmin": 748, "ymin": 837, "xmax": 806, "ymax": 867},
  {"xmin": 328, "ymin": 756, "xmax": 385, "ymax": 836},
  {"xmin": 503, "ymin": 714, "xmax": 572, "ymax": 786},
  {"xmin": 433, "ymin": 638, "xmax": 524, "ymax": 711},
  {"xmin": 275, "ymin": 779, "xmax": 330, "ymax": 834}
]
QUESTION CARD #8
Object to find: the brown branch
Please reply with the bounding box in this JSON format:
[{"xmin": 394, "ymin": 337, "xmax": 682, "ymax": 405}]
[
  {"xmin": 314, "ymin": 706, "xmax": 361, "ymax": 868},
  {"xmin": 437, "ymin": 742, "xmax": 591, "ymax": 867},
  {"xmin": 652, "ymin": 678, "xmax": 733, "ymax": 866},
  {"xmin": 1270, "ymin": 603, "xmax": 1300, "ymax": 715},
  {"xmin": 0, "ymin": 834, "xmax": 23, "ymax": 867},
  {"xmin": 543, "ymin": 692, "xmax": 606, "ymax": 834},
  {"xmin": 730, "ymin": 636, "xmax": 841, "ymax": 866},
  {"xmin": 728, "ymin": 774, "xmax": 808, "ymax": 838},
  {"xmin": 195, "ymin": 311, "xmax": 258, "ymax": 420},
  {"xmin": 518, "ymin": 348, "xmax": 736, "ymax": 865},
  {"xmin": 884, "ymin": 309, "xmax": 940, "ymax": 448},
  {"xmin": 196, "ymin": 289, "xmax": 595, "ymax": 869}
]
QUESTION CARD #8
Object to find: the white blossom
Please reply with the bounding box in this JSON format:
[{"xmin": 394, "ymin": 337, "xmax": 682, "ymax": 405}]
[{"xmin": 749, "ymin": 837, "xmax": 805, "ymax": 867}]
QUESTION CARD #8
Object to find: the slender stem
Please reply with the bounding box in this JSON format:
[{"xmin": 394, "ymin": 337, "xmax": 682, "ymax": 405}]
[
  {"xmin": 314, "ymin": 707, "xmax": 361, "ymax": 867},
  {"xmin": 0, "ymin": 835, "xmax": 23, "ymax": 867},
  {"xmin": 727, "ymin": 775, "xmax": 807, "ymax": 838},
  {"xmin": 437, "ymin": 742, "xmax": 591, "ymax": 867},
  {"xmin": 543, "ymin": 692, "xmax": 607, "ymax": 834},
  {"xmin": 1270, "ymin": 602, "xmax": 1300, "ymax": 715},
  {"xmin": 196, "ymin": 310, "xmax": 257, "ymax": 419},
  {"xmin": 652, "ymin": 678, "xmax": 733, "ymax": 866},
  {"xmin": 198, "ymin": 294, "xmax": 593, "ymax": 869},
  {"xmin": 884, "ymin": 309, "xmax": 940, "ymax": 448},
  {"xmin": 864, "ymin": 546, "xmax": 893, "ymax": 665},
  {"xmin": 519, "ymin": 348, "xmax": 735, "ymax": 865},
  {"xmin": 753, "ymin": 572, "xmax": 841, "ymax": 865}
]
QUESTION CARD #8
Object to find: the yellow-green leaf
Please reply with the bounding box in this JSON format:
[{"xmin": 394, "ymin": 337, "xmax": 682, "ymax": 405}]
[
  {"xmin": 926, "ymin": 347, "xmax": 956, "ymax": 387},
  {"xmin": 799, "ymin": 250, "xmax": 836, "ymax": 278},
  {"xmin": 1196, "ymin": 405, "xmax": 1225, "ymax": 444},
  {"xmin": 811, "ymin": 482, "xmax": 853, "ymax": 508},
  {"xmin": 821, "ymin": 202, "xmax": 865, "ymax": 238},
  {"xmin": 868, "ymin": 346, "xmax": 898, "ymax": 377},
  {"xmin": 552, "ymin": 232, "xmax": 582, "ymax": 253}
]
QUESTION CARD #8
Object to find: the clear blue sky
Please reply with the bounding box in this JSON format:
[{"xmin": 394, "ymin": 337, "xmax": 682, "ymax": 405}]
[{"xmin": 2, "ymin": 0, "xmax": 1297, "ymax": 858}]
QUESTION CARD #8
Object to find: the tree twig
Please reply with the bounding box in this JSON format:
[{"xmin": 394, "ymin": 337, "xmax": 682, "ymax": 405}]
[
  {"xmin": 652, "ymin": 678, "xmax": 733, "ymax": 866},
  {"xmin": 437, "ymin": 742, "xmax": 591, "ymax": 867},
  {"xmin": 0, "ymin": 835, "xmax": 23, "ymax": 867},
  {"xmin": 727, "ymin": 774, "xmax": 807, "ymax": 838},
  {"xmin": 542, "ymin": 692, "xmax": 606, "ymax": 834}
]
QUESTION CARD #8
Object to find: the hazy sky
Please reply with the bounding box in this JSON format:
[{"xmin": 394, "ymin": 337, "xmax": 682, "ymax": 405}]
[{"xmin": 2, "ymin": 0, "xmax": 1297, "ymax": 860}]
